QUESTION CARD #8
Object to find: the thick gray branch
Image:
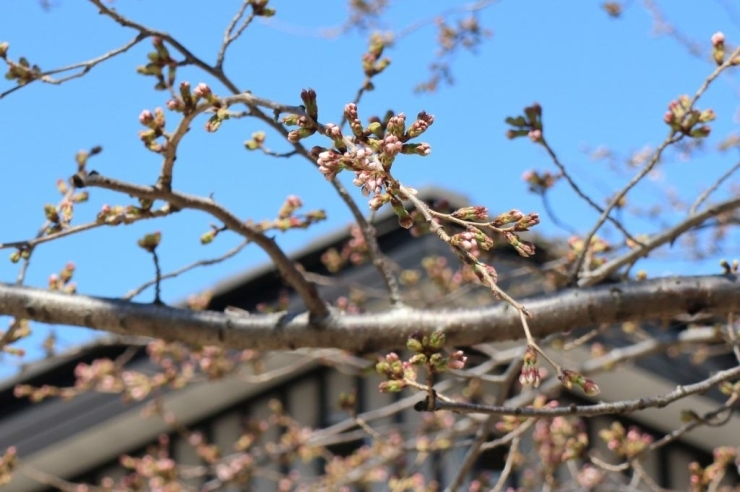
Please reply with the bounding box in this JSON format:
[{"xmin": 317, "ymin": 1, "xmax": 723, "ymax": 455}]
[{"xmin": 1, "ymin": 275, "xmax": 739, "ymax": 352}]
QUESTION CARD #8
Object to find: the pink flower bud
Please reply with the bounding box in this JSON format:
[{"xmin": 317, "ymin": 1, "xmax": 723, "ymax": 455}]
[
  {"xmin": 711, "ymin": 31, "xmax": 725, "ymax": 47},
  {"xmin": 194, "ymin": 82, "xmax": 212, "ymax": 98},
  {"xmin": 139, "ymin": 109, "xmax": 154, "ymax": 126}
]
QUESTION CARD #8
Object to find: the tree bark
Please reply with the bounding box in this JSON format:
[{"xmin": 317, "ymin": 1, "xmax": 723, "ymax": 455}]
[{"xmin": 0, "ymin": 275, "xmax": 737, "ymax": 352}]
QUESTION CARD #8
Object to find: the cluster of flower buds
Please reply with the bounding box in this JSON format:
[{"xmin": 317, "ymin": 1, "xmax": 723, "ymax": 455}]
[
  {"xmin": 568, "ymin": 235, "xmax": 610, "ymax": 255},
  {"xmin": 375, "ymin": 352, "xmax": 413, "ymax": 392},
  {"xmin": 192, "ymin": 346, "xmax": 236, "ymax": 380},
  {"xmin": 0, "ymin": 42, "xmax": 41, "ymax": 86},
  {"xmin": 138, "ymin": 108, "xmax": 167, "ymax": 152},
  {"xmin": 75, "ymin": 358, "xmax": 123, "ymax": 393},
  {"xmin": 281, "ymin": 89, "xmax": 320, "ymax": 143},
  {"xmin": 599, "ymin": 422, "xmax": 652, "ymax": 459},
  {"xmin": 663, "ymin": 94, "xmax": 715, "ymax": 138},
  {"xmin": 120, "ymin": 453, "xmax": 178, "ymax": 487},
  {"xmin": 567, "ymin": 235, "xmax": 610, "ymax": 269},
  {"xmin": 363, "ymin": 33, "xmax": 391, "ymax": 78},
  {"xmin": 15, "ymin": 356, "xmax": 145, "ymax": 403},
  {"xmin": 244, "ymin": 130, "xmax": 267, "ymax": 151},
  {"xmin": 519, "ymin": 345, "xmax": 541, "ymax": 387},
  {"xmin": 506, "ymin": 103, "xmax": 544, "ymax": 142},
  {"xmin": 559, "ymin": 369, "xmax": 600, "ymax": 396},
  {"xmin": 48, "ymin": 262, "xmax": 77, "ymax": 294},
  {"xmin": 320, "ymin": 225, "xmax": 369, "ymax": 273},
  {"xmin": 688, "ymin": 446, "xmax": 739, "ymax": 491},
  {"xmin": 96, "ymin": 202, "xmax": 151, "ymax": 225},
  {"xmin": 13, "ymin": 382, "xmax": 72, "ymax": 403},
  {"xmin": 533, "ymin": 415, "xmax": 588, "ymax": 473},
  {"xmin": 120, "ymin": 370, "xmax": 158, "ymax": 402},
  {"xmin": 405, "ymin": 331, "xmax": 467, "ymax": 372},
  {"xmin": 522, "ymin": 170, "xmax": 558, "ymax": 194},
  {"xmin": 214, "ymin": 453, "xmax": 255, "ymax": 484},
  {"xmin": 137, "ymin": 231, "xmax": 162, "ymax": 253},
  {"xmin": 209, "ymin": 204, "xmax": 326, "ymax": 244},
  {"xmin": 166, "ymin": 81, "xmax": 227, "ymax": 131},
  {"xmin": 450, "ymin": 226, "xmax": 494, "ymax": 255},
  {"xmin": 312, "ymin": 104, "xmax": 432, "ymax": 203},
  {"xmin": 136, "ymin": 37, "xmax": 177, "ymax": 90},
  {"xmin": 419, "ymin": 255, "xmax": 465, "ymax": 293}
]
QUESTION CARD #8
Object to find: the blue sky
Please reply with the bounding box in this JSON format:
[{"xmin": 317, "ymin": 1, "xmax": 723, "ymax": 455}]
[{"xmin": 1, "ymin": 1, "xmax": 739, "ymax": 371}]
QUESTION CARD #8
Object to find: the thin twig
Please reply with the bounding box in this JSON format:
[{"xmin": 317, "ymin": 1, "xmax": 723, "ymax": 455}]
[
  {"xmin": 399, "ymin": 185, "xmax": 530, "ymax": 316},
  {"xmin": 0, "ymin": 34, "xmax": 147, "ymax": 99},
  {"xmin": 490, "ymin": 436, "xmax": 521, "ymax": 492},
  {"xmin": 445, "ymin": 357, "xmax": 523, "ymax": 491},
  {"xmin": 332, "ymin": 177, "xmax": 404, "ymax": 307},
  {"xmin": 570, "ymin": 45, "xmax": 740, "ymax": 284},
  {"xmin": 568, "ymin": 132, "xmax": 680, "ymax": 283},
  {"xmin": 20, "ymin": 464, "xmax": 105, "ymax": 492},
  {"xmin": 630, "ymin": 459, "xmax": 668, "ymax": 492},
  {"xmin": 90, "ymin": 0, "xmax": 403, "ymax": 310},
  {"xmin": 216, "ymin": 0, "xmax": 254, "ymax": 69},
  {"xmin": 0, "ymin": 207, "xmax": 172, "ymax": 251},
  {"xmin": 540, "ymin": 190, "xmax": 577, "ymax": 235},
  {"xmin": 124, "ymin": 239, "xmax": 250, "ymax": 300},
  {"xmin": 428, "ymin": 364, "xmax": 740, "ymax": 417},
  {"xmin": 689, "ymin": 160, "xmax": 740, "ymax": 215},
  {"xmin": 75, "ymin": 171, "xmax": 329, "ymax": 319},
  {"xmin": 541, "ymin": 137, "xmax": 637, "ymax": 243},
  {"xmin": 150, "ymin": 249, "xmax": 163, "ymax": 304},
  {"xmin": 579, "ymin": 195, "xmax": 740, "ymax": 287}
]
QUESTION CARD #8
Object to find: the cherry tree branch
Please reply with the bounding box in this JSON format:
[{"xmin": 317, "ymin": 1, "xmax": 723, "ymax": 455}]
[
  {"xmin": 428, "ymin": 363, "xmax": 740, "ymax": 417},
  {"xmin": 570, "ymin": 46, "xmax": 740, "ymax": 283},
  {"xmin": 0, "ymin": 206, "xmax": 174, "ymax": 251},
  {"xmin": 540, "ymin": 136, "xmax": 638, "ymax": 243},
  {"xmin": 579, "ymin": 195, "xmax": 740, "ymax": 287},
  {"xmin": 216, "ymin": 0, "xmax": 255, "ymax": 69},
  {"xmin": 123, "ymin": 239, "xmax": 250, "ymax": 300},
  {"xmin": 0, "ymin": 33, "xmax": 147, "ymax": 100},
  {"xmin": 689, "ymin": 160, "xmax": 740, "ymax": 215},
  {"xmin": 73, "ymin": 171, "xmax": 328, "ymax": 319},
  {"xmin": 2, "ymin": 274, "xmax": 740, "ymax": 352}
]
